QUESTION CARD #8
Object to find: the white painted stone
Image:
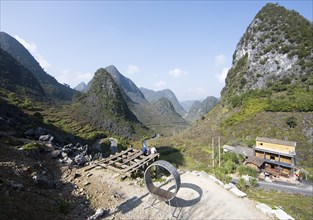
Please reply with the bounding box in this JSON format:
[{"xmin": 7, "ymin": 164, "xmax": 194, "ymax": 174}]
[
  {"xmin": 230, "ymin": 187, "xmax": 247, "ymax": 197},
  {"xmin": 270, "ymin": 208, "xmax": 295, "ymax": 220},
  {"xmin": 256, "ymin": 203, "xmax": 272, "ymax": 214}
]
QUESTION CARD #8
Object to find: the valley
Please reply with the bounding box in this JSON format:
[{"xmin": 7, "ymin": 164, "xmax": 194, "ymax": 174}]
[{"xmin": 1, "ymin": 2, "xmax": 313, "ymax": 220}]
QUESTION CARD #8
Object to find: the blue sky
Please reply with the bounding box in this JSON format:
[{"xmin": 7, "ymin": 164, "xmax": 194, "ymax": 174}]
[{"xmin": 1, "ymin": 1, "xmax": 312, "ymax": 101}]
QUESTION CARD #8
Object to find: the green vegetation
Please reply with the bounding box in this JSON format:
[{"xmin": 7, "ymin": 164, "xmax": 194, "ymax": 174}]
[
  {"xmin": 237, "ymin": 165, "xmax": 258, "ymax": 178},
  {"xmin": 223, "ymin": 98, "xmax": 269, "ymax": 127},
  {"xmin": 222, "ymin": 53, "xmax": 248, "ymax": 100},
  {"xmin": 254, "ymin": 3, "xmax": 313, "ymax": 70},
  {"xmin": 71, "ymin": 68, "xmax": 147, "ymax": 139},
  {"xmin": 22, "ymin": 141, "xmax": 40, "ymax": 151},
  {"xmin": 286, "ymin": 116, "xmax": 297, "ymax": 128},
  {"xmin": 6, "ymin": 93, "xmax": 43, "ymax": 111},
  {"xmin": 249, "ymin": 177, "xmax": 258, "ymax": 188},
  {"xmin": 246, "ymin": 188, "xmax": 313, "ymax": 220},
  {"xmin": 229, "ymin": 77, "xmax": 313, "ymax": 113},
  {"xmin": 237, "ymin": 177, "xmax": 246, "ymax": 190}
]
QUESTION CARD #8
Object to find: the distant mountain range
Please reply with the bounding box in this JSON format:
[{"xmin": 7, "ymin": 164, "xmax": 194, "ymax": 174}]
[
  {"xmin": 139, "ymin": 87, "xmax": 186, "ymax": 117},
  {"xmin": 180, "ymin": 100, "xmax": 197, "ymax": 112},
  {"xmin": 102, "ymin": 65, "xmax": 187, "ymax": 130},
  {"xmin": 74, "ymin": 68, "xmax": 219, "ymax": 124},
  {"xmin": 184, "ymin": 96, "xmax": 218, "ymax": 122},
  {"xmin": 74, "ymin": 82, "xmax": 87, "ymax": 92}
]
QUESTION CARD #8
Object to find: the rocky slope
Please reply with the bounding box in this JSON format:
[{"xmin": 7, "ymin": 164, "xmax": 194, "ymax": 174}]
[
  {"xmin": 185, "ymin": 3, "xmax": 313, "ymax": 169},
  {"xmin": 140, "ymin": 87, "xmax": 186, "ymax": 117},
  {"xmin": 221, "ymin": 3, "xmax": 313, "ymax": 103},
  {"xmin": 151, "ymin": 97, "xmax": 187, "ymax": 125},
  {"xmin": 102, "ymin": 65, "xmax": 187, "ymax": 133},
  {"xmin": 0, "ymin": 48, "xmax": 44, "ymax": 96},
  {"xmin": 105, "ymin": 65, "xmax": 147, "ymax": 104},
  {"xmin": 0, "ymin": 32, "xmax": 77, "ymax": 101},
  {"xmin": 72, "ymin": 68, "xmax": 145, "ymax": 139}
]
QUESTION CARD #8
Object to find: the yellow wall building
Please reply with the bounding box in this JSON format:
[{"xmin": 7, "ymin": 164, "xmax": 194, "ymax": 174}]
[{"xmin": 254, "ymin": 137, "xmax": 296, "ymax": 177}]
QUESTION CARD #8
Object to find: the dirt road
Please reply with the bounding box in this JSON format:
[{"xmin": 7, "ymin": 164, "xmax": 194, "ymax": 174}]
[{"xmin": 70, "ymin": 166, "xmax": 272, "ymax": 219}]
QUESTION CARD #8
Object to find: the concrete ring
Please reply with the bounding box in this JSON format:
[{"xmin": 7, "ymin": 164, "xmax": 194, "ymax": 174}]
[{"xmin": 144, "ymin": 160, "xmax": 181, "ymax": 201}]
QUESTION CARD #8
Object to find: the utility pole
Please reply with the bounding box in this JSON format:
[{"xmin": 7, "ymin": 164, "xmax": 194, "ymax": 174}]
[
  {"xmin": 212, "ymin": 137, "xmax": 215, "ymax": 167},
  {"xmin": 218, "ymin": 136, "xmax": 221, "ymax": 167}
]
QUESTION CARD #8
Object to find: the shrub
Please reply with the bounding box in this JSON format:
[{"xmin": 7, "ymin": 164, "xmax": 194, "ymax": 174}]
[
  {"xmin": 225, "ymin": 175, "xmax": 233, "ymax": 184},
  {"xmin": 214, "ymin": 169, "xmax": 233, "ymax": 184},
  {"xmin": 237, "ymin": 177, "xmax": 246, "ymax": 190},
  {"xmin": 286, "ymin": 116, "xmax": 297, "ymax": 128},
  {"xmin": 223, "ymin": 160, "xmax": 237, "ymax": 174},
  {"xmin": 249, "ymin": 177, "xmax": 258, "ymax": 188},
  {"xmin": 221, "ymin": 152, "xmax": 239, "ymax": 164},
  {"xmin": 237, "ymin": 165, "xmax": 259, "ymax": 178},
  {"xmin": 33, "ymin": 112, "xmax": 43, "ymax": 121}
]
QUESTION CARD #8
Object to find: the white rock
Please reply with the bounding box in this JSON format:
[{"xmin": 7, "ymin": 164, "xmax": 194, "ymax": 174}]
[
  {"xmin": 224, "ymin": 183, "xmax": 236, "ymax": 190},
  {"xmin": 270, "ymin": 208, "xmax": 295, "ymax": 220},
  {"xmin": 256, "ymin": 203, "xmax": 272, "ymax": 214},
  {"xmin": 230, "ymin": 187, "xmax": 247, "ymax": 197},
  {"xmin": 87, "ymin": 208, "xmax": 107, "ymax": 220},
  {"xmin": 241, "ymin": 175, "xmax": 250, "ymax": 182}
]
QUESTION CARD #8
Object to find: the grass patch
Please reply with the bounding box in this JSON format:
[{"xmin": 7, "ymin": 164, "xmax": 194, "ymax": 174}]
[
  {"xmin": 245, "ymin": 188, "xmax": 313, "ymax": 220},
  {"xmin": 22, "ymin": 141, "xmax": 40, "ymax": 151}
]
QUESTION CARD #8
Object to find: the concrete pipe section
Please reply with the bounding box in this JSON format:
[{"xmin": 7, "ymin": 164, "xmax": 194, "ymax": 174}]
[{"xmin": 144, "ymin": 160, "xmax": 181, "ymax": 201}]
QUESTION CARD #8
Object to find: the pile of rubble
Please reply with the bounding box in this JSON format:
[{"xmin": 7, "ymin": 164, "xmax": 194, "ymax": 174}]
[{"xmin": 25, "ymin": 127, "xmax": 100, "ymax": 167}]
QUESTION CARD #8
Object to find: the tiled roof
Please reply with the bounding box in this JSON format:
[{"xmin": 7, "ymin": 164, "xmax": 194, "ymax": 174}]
[
  {"xmin": 222, "ymin": 145, "xmax": 254, "ymax": 157},
  {"xmin": 244, "ymin": 156, "xmax": 264, "ymax": 167},
  {"xmin": 256, "ymin": 137, "xmax": 296, "ymax": 147}
]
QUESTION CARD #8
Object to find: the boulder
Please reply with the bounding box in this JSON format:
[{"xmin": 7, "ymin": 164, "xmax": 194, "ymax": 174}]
[
  {"xmin": 50, "ymin": 150, "xmax": 61, "ymax": 158},
  {"xmin": 64, "ymin": 157, "xmax": 73, "ymax": 166},
  {"xmin": 74, "ymin": 154, "xmax": 87, "ymax": 166},
  {"xmin": 39, "ymin": 134, "xmax": 54, "ymax": 142},
  {"xmin": 31, "ymin": 172, "xmax": 54, "ymax": 188}
]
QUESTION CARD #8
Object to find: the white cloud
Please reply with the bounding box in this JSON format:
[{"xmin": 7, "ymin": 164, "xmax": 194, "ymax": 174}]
[
  {"xmin": 56, "ymin": 69, "xmax": 93, "ymax": 88},
  {"xmin": 14, "ymin": 35, "xmax": 51, "ymax": 70},
  {"xmin": 217, "ymin": 67, "xmax": 229, "ymax": 83},
  {"xmin": 215, "ymin": 54, "xmax": 226, "ymax": 66},
  {"xmin": 126, "ymin": 64, "xmax": 139, "ymax": 74},
  {"xmin": 154, "ymin": 80, "xmax": 166, "ymax": 88},
  {"xmin": 169, "ymin": 68, "xmax": 188, "ymax": 78}
]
